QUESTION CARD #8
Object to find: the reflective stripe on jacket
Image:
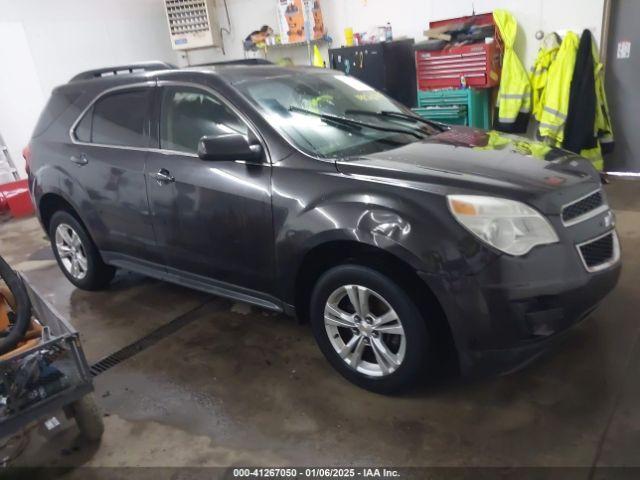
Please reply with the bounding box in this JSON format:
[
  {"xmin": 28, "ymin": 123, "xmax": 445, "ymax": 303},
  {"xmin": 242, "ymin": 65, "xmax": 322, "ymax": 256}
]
[
  {"xmin": 530, "ymin": 34, "xmax": 560, "ymax": 122},
  {"xmin": 493, "ymin": 10, "xmax": 531, "ymax": 127},
  {"xmin": 538, "ymin": 31, "xmax": 579, "ymax": 145}
]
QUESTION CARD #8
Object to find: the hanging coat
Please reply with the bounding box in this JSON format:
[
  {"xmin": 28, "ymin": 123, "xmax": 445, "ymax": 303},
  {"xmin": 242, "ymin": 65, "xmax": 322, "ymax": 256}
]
[
  {"xmin": 589, "ymin": 36, "xmax": 615, "ymax": 165},
  {"xmin": 594, "ymin": 46, "xmax": 615, "ymax": 157},
  {"xmin": 493, "ymin": 10, "xmax": 531, "ymax": 133},
  {"xmin": 530, "ymin": 33, "xmax": 561, "ymax": 122},
  {"xmin": 538, "ymin": 31, "xmax": 579, "ymax": 145},
  {"xmin": 563, "ymin": 30, "xmax": 615, "ymax": 171},
  {"xmin": 563, "ymin": 30, "xmax": 597, "ymax": 155}
]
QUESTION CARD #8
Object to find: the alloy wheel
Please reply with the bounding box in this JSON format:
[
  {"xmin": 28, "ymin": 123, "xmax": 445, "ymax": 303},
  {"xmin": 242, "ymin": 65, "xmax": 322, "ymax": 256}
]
[
  {"xmin": 55, "ymin": 223, "xmax": 88, "ymax": 280},
  {"xmin": 324, "ymin": 284, "xmax": 406, "ymax": 377}
]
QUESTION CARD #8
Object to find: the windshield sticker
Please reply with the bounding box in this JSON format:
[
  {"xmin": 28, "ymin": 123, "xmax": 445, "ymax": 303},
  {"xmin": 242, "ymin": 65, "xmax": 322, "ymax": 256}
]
[
  {"xmin": 355, "ymin": 92, "xmax": 382, "ymax": 102},
  {"xmin": 334, "ymin": 75, "xmax": 374, "ymax": 92}
]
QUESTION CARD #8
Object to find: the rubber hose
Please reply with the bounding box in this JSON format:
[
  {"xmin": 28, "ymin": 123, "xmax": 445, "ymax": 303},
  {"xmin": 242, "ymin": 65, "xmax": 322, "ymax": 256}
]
[{"xmin": 0, "ymin": 255, "xmax": 32, "ymax": 355}]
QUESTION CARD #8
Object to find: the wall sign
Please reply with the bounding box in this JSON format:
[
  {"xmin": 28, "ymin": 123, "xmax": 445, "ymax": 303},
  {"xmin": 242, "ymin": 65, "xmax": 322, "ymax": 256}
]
[{"xmin": 617, "ymin": 40, "xmax": 631, "ymax": 59}]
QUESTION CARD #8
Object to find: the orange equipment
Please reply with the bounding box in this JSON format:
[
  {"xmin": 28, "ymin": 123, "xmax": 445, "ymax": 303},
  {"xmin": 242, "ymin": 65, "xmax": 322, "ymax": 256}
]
[
  {"xmin": 285, "ymin": 0, "xmax": 305, "ymax": 43},
  {"xmin": 0, "ymin": 285, "xmax": 42, "ymax": 361},
  {"xmin": 312, "ymin": 1, "xmax": 325, "ymax": 38}
]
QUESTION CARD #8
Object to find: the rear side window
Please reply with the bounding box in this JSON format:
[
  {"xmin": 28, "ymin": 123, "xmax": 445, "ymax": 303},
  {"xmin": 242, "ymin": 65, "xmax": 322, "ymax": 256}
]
[{"xmin": 74, "ymin": 89, "xmax": 151, "ymax": 148}]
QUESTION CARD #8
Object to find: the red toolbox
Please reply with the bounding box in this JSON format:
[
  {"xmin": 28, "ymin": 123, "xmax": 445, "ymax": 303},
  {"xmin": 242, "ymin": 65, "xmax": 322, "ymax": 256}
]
[{"xmin": 416, "ymin": 13, "xmax": 502, "ymax": 90}]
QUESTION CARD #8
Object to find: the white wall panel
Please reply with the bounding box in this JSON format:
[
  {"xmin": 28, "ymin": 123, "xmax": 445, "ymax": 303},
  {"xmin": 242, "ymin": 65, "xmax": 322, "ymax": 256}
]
[
  {"xmin": 0, "ymin": 22, "xmax": 45, "ymax": 177},
  {"xmin": 0, "ymin": 0, "xmax": 177, "ymax": 175},
  {"xmin": 190, "ymin": 0, "xmax": 605, "ymax": 71},
  {"xmin": 324, "ymin": 0, "xmax": 604, "ymax": 67}
]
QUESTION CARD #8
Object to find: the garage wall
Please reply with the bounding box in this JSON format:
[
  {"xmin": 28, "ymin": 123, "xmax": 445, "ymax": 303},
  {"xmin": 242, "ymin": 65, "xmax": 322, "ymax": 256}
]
[
  {"xmin": 324, "ymin": 0, "xmax": 605, "ymax": 68},
  {"xmin": 0, "ymin": 0, "xmax": 606, "ymax": 177},
  {"xmin": 0, "ymin": 0, "xmax": 176, "ymax": 176},
  {"xmin": 192, "ymin": 0, "xmax": 605, "ymax": 69},
  {"xmin": 181, "ymin": 0, "xmax": 334, "ymax": 66}
]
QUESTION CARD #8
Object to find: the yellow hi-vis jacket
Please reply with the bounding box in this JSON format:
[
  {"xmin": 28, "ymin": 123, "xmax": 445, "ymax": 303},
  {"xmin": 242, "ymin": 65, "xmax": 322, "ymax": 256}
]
[
  {"xmin": 580, "ymin": 41, "xmax": 614, "ymax": 170},
  {"xmin": 493, "ymin": 10, "xmax": 531, "ymax": 125},
  {"xmin": 530, "ymin": 34, "xmax": 560, "ymax": 122},
  {"xmin": 538, "ymin": 32, "xmax": 579, "ymax": 145}
]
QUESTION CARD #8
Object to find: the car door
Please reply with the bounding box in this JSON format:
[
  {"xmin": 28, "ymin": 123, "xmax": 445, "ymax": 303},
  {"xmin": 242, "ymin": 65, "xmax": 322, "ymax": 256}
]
[
  {"xmin": 70, "ymin": 83, "xmax": 159, "ymax": 262},
  {"xmin": 144, "ymin": 83, "xmax": 275, "ymax": 297}
]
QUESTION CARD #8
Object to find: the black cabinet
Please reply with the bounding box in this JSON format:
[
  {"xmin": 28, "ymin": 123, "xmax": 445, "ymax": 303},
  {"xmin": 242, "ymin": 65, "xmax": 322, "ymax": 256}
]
[{"xmin": 329, "ymin": 39, "xmax": 416, "ymax": 108}]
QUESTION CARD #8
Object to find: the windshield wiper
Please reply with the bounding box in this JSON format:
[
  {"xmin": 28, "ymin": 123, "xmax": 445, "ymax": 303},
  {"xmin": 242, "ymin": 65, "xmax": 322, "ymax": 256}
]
[
  {"xmin": 344, "ymin": 109, "xmax": 449, "ymax": 132},
  {"xmin": 289, "ymin": 106, "xmax": 426, "ymax": 139}
]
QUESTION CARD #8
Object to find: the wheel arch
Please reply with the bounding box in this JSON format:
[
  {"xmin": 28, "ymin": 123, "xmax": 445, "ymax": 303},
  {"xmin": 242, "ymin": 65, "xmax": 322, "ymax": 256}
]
[
  {"xmin": 293, "ymin": 239, "xmax": 459, "ymax": 373},
  {"xmin": 39, "ymin": 192, "xmax": 86, "ymax": 236}
]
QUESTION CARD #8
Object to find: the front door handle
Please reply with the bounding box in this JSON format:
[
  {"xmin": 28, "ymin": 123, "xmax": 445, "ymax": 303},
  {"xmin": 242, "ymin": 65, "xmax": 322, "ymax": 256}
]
[
  {"xmin": 154, "ymin": 168, "xmax": 175, "ymax": 186},
  {"xmin": 70, "ymin": 153, "xmax": 88, "ymax": 166}
]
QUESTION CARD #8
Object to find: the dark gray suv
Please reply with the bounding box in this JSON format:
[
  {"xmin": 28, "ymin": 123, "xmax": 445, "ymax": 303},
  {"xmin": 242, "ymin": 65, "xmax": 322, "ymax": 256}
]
[{"xmin": 27, "ymin": 62, "xmax": 621, "ymax": 393}]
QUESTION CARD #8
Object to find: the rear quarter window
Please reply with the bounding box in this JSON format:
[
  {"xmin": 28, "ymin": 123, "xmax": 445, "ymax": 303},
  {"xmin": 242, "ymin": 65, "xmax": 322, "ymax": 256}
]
[{"xmin": 74, "ymin": 106, "xmax": 92, "ymax": 142}]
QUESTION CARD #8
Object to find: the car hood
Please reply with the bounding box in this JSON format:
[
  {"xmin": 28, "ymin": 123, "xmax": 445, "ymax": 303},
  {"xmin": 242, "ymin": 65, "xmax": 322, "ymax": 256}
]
[{"xmin": 335, "ymin": 127, "xmax": 602, "ymax": 214}]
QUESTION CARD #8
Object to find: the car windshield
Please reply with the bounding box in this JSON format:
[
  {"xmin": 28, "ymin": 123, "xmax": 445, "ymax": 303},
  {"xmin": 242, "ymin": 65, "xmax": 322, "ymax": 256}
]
[{"xmin": 233, "ymin": 71, "xmax": 437, "ymax": 158}]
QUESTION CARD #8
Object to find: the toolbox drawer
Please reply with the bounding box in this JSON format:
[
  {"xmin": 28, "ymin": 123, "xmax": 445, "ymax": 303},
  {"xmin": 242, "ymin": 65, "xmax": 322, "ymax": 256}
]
[
  {"xmin": 412, "ymin": 106, "xmax": 468, "ymax": 126},
  {"xmin": 417, "ymin": 88, "xmax": 471, "ymax": 107},
  {"xmin": 416, "ymin": 43, "xmax": 500, "ymax": 90},
  {"xmin": 415, "ymin": 88, "xmax": 491, "ymax": 129}
]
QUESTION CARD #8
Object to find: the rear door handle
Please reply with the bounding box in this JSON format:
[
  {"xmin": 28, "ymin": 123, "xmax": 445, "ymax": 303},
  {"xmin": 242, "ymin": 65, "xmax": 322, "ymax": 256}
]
[
  {"xmin": 153, "ymin": 168, "xmax": 175, "ymax": 186},
  {"xmin": 70, "ymin": 153, "xmax": 88, "ymax": 166}
]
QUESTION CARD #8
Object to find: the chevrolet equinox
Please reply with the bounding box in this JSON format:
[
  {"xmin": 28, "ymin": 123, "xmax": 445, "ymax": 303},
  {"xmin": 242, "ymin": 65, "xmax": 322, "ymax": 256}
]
[{"xmin": 27, "ymin": 62, "xmax": 621, "ymax": 393}]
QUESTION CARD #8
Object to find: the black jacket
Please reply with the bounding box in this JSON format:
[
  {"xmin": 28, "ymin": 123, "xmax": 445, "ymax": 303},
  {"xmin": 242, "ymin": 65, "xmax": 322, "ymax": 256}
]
[{"xmin": 563, "ymin": 30, "xmax": 597, "ymax": 154}]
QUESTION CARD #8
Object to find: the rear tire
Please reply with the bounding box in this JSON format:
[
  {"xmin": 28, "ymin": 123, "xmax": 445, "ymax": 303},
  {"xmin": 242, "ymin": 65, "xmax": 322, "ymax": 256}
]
[
  {"xmin": 49, "ymin": 211, "xmax": 115, "ymax": 290},
  {"xmin": 310, "ymin": 264, "xmax": 430, "ymax": 394}
]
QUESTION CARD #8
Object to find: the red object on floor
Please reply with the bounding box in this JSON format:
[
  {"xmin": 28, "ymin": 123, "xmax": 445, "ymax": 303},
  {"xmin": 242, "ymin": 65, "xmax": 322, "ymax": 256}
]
[
  {"xmin": 0, "ymin": 192, "xmax": 8, "ymax": 214},
  {"xmin": 0, "ymin": 179, "xmax": 35, "ymax": 218}
]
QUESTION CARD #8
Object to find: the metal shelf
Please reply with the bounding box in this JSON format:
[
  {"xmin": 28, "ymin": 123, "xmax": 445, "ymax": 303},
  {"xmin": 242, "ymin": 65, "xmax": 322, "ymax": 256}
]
[
  {"xmin": 260, "ymin": 37, "xmax": 326, "ymax": 50},
  {"xmin": 255, "ymin": 36, "xmax": 329, "ymax": 65}
]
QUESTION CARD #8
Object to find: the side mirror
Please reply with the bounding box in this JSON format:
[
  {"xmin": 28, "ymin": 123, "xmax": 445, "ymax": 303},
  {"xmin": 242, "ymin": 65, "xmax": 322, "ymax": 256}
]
[{"xmin": 197, "ymin": 133, "xmax": 263, "ymax": 162}]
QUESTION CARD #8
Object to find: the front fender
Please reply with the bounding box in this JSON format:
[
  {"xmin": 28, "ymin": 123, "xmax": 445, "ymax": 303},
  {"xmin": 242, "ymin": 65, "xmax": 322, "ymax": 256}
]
[
  {"xmin": 272, "ymin": 161, "xmax": 499, "ymax": 310},
  {"xmin": 275, "ymin": 192, "xmax": 461, "ymax": 303}
]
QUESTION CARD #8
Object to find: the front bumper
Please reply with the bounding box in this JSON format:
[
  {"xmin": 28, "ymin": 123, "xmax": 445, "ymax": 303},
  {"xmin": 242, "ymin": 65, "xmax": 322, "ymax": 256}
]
[{"xmin": 419, "ymin": 229, "xmax": 622, "ymax": 378}]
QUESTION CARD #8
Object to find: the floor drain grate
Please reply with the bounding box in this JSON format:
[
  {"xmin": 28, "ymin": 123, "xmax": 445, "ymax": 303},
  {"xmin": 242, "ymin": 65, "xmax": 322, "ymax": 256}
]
[{"xmin": 89, "ymin": 300, "xmax": 216, "ymax": 377}]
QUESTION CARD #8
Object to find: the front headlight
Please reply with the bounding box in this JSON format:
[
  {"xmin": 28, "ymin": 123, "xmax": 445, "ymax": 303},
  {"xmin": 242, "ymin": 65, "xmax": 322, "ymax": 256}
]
[{"xmin": 447, "ymin": 195, "xmax": 559, "ymax": 256}]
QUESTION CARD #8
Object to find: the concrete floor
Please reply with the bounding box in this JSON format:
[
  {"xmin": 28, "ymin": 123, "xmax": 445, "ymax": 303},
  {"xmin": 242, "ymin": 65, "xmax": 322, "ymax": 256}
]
[{"xmin": 1, "ymin": 179, "xmax": 639, "ymax": 476}]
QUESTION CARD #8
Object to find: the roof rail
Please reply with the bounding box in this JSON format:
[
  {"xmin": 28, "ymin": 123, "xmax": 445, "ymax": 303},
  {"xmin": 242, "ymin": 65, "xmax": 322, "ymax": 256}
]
[
  {"xmin": 69, "ymin": 61, "xmax": 176, "ymax": 82},
  {"xmin": 192, "ymin": 59, "xmax": 273, "ymax": 67}
]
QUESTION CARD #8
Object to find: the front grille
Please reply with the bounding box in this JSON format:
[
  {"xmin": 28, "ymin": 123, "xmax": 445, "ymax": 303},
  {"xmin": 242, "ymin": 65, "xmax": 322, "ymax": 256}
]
[
  {"xmin": 578, "ymin": 232, "xmax": 616, "ymax": 271},
  {"xmin": 562, "ymin": 190, "xmax": 604, "ymax": 224}
]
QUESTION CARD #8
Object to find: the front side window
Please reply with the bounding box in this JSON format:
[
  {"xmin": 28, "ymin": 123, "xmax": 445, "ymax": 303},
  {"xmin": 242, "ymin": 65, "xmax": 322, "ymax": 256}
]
[
  {"xmin": 160, "ymin": 86, "xmax": 248, "ymax": 154},
  {"xmin": 75, "ymin": 89, "xmax": 150, "ymax": 148}
]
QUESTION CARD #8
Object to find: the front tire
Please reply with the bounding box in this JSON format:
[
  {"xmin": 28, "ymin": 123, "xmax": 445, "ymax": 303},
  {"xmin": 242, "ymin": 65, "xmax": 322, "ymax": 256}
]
[
  {"xmin": 49, "ymin": 211, "xmax": 115, "ymax": 290},
  {"xmin": 310, "ymin": 265, "xmax": 430, "ymax": 394}
]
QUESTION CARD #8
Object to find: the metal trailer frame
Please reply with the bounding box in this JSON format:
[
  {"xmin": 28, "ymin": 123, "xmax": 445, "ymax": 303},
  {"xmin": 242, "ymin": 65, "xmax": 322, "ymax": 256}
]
[{"xmin": 0, "ymin": 273, "xmax": 95, "ymax": 440}]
